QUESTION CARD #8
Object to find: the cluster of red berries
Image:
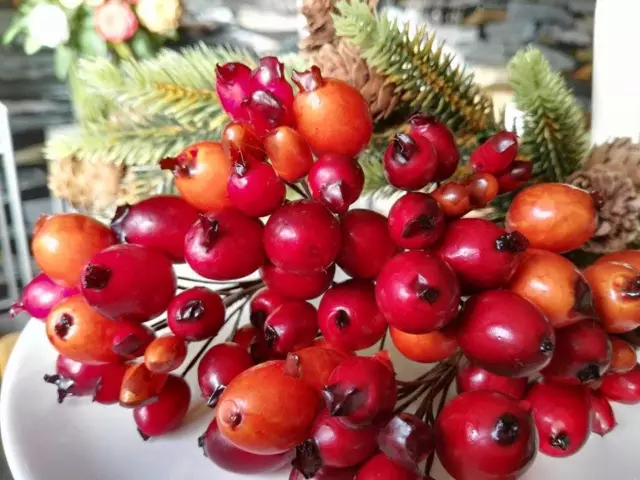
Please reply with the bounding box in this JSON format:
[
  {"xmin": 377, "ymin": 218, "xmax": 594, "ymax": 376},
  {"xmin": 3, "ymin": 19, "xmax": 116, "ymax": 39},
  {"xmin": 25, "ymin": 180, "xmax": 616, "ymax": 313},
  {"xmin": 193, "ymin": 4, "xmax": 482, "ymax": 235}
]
[{"xmin": 12, "ymin": 55, "xmax": 640, "ymax": 480}]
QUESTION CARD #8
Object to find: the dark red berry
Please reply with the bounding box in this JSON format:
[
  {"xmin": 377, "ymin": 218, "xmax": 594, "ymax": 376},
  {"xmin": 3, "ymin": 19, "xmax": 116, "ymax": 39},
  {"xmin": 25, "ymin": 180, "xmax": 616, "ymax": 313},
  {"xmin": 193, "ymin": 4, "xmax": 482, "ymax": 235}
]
[
  {"xmin": 197, "ymin": 343, "xmax": 255, "ymax": 408},
  {"xmin": 383, "ymin": 133, "xmax": 438, "ymax": 190},
  {"xmin": 435, "ymin": 390, "xmax": 536, "ymax": 480},
  {"xmin": 323, "ymin": 354, "xmax": 396, "ymax": 427},
  {"xmin": 228, "ymin": 160, "xmax": 286, "ymax": 217},
  {"xmin": 264, "ymin": 300, "xmax": 318, "ymax": 354},
  {"xmin": 261, "ymin": 263, "xmax": 334, "ymax": 300},
  {"xmin": 216, "ymin": 62, "xmax": 252, "ymax": 122},
  {"xmin": 110, "ymin": 195, "xmax": 199, "ymax": 263},
  {"xmin": 465, "ymin": 173, "xmax": 499, "ymax": 208},
  {"xmin": 377, "ymin": 413, "xmax": 434, "ymax": 471},
  {"xmin": 375, "ymin": 251, "xmax": 460, "ymax": 334},
  {"xmin": 264, "ymin": 200, "xmax": 341, "ymax": 274},
  {"xmin": 249, "ymin": 331, "xmax": 283, "ymax": 364},
  {"xmin": 318, "ymin": 279, "xmax": 387, "ymax": 352},
  {"xmin": 232, "ymin": 325, "xmax": 258, "ymax": 350},
  {"xmin": 133, "ymin": 375, "xmax": 191, "ymax": 439},
  {"xmin": 431, "ymin": 182, "xmax": 472, "ymax": 218},
  {"xmin": 243, "ymin": 89, "xmax": 293, "ymax": 136},
  {"xmin": 588, "ymin": 389, "xmax": 616, "ymax": 436},
  {"xmin": 81, "ymin": 244, "xmax": 176, "ymax": 323},
  {"xmin": 307, "ymin": 154, "xmax": 364, "ymax": 214},
  {"xmin": 526, "ymin": 381, "xmax": 592, "ymax": 457},
  {"xmin": 92, "ymin": 362, "xmax": 128, "ymax": 405},
  {"xmin": 250, "ymin": 56, "xmax": 294, "ymax": 114},
  {"xmin": 456, "ymin": 357, "xmax": 528, "ymax": 399},
  {"xmin": 167, "ymin": 287, "xmax": 225, "ymax": 342},
  {"xmin": 249, "ymin": 287, "xmax": 286, "ymax": 329},
  {"xmin": 388, "ymin": 192, "xmax": 445, "ymax": 250},
  {"xmin": 290, "ymin": 466, "xmax": 358, "ymax": 480},
  {"xmin": 542, "ymin": 319, "xmax": 612, "ymax": 385},
  {"xmin": 336, "ymin": 209, "xmax": 397, "ymax": 279},
  {"xmin": 600, "ymin": 364, "xmax": 640, "ymax": 404},
  {"xmin": 456, "ymin": 290, "xmax": 555, "ymax": 377},
  {"xmin": 470, "ymin": 131, "xmax": 518, "ymax": 174},
  {"xmin": 408, "ymin": 113, "xmax": 460, "ymax": 181},
  {"xmin": 437, "ymin": 218, "xmax": 529, "ymax": 293},
  {"xmin": 111, "ymin": 322, "xmax": 155, "ymax": 359},
  {"xmin": 184, "ymin": 209, "xmax": 265, "ymax": 280},
  {"xmin": 355, "ymin": 452, "xmax": 425, "ymax": 480},
  {"xmin": 200, "ymin": 417, "xmax": 293, "ymax": 473},
  {"xmin": 496, "ymin": 160, "xmax": 533, "ymax": 193}
]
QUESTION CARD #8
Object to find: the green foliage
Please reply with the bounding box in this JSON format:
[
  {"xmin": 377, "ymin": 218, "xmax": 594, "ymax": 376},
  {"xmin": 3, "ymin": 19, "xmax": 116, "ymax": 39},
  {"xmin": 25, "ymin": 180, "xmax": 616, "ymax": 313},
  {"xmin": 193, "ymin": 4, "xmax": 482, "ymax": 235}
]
[
  {"xmin": 333, "ymin": 0, "xmax": 494, "ymax": 134},
  {"xmin": 508, "ymin": 47, "xmax": 590, "ymax": 182}
]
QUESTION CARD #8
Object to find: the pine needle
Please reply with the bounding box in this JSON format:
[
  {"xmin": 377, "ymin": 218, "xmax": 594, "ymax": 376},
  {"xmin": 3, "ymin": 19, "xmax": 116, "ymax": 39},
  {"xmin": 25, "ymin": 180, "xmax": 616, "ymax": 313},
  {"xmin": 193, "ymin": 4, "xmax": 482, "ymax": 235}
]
[
  {"xmin": 508, "ymin": 47, "xmax": 589, "ymax": 181},
  {"xmin": 333, "ymin": 0, "xmax": 494, "ymax": 134}
]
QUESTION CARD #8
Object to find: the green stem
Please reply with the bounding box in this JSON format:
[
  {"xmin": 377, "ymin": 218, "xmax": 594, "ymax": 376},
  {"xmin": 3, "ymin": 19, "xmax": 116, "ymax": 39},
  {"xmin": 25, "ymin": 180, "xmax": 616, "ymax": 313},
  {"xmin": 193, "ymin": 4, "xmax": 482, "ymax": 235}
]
[{"xmin": 112, "ymin": 42, "xmax": 134, "ymax": 60}]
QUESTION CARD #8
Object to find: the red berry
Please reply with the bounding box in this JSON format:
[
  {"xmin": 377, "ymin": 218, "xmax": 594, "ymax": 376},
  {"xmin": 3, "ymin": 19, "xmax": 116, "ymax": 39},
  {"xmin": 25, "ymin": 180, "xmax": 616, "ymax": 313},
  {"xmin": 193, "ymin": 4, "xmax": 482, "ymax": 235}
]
[
  {"xmin": 588, "ymin": 389, "xmax": 616, "ymax": 436},
  {"xmin": 431, "ymin": 182, "xmax": 472, "ymax": 218},
  {"xmin": 323, "ymin": 354, "xmax": 396, "ymax": 427},
  {"xmin": 284, "ymin": 347, "xmax": 347, "ymax": 393},
  {"xmin": 249, "ymin": 287, "xmax": 286, "ymax": 329},
  {"xmin": 292, "ymin": 66, "xmax": 372, "ymax": 157},
  {"xmin": 197, "ymin": 342, "xmax": 254, "ymax": 407},
  {"xmin": 81, "ymin": 244, "xmax": 176, "ymax": 323},
  {"xmin": 110, "ymin": 195, "xmax": 199, "ymax": 263},
  {"xmin": 144, "ymin": 335, "xmax": 188, "ymax": 374},
  {"xmin": 10, "ymin": 273, "xmax": 78, "ymax": 321},
  {"xmin": 355, "ymin": 452, "xmax": 425, "ymax": 480},
  {"xmin": 465, "ymin": 173, "xmax": 499, "ymax": 207},
  {"xmin": 609, "ymin": 337, "xmax": 637, "ymax": 373},
  {"xmin": 264, "ymin": 126, "xmax": 314, "ymax": 182},
  {"xmin": 290, "ymin": 466, "xmax": 357, "ymax": 480},
  {"xmin": 215, "ymin": 62, "xmax": 252, "ymax": 122},
  {"xmin": 318, "ymin": 280, "xmax": 387, "ymax": 352},
  {"xmin": 383, "ymin": 133, "xmax": 438, "ymax": 190},
  {"xmin": 600, "ymin": 364, "xmax": 640, "ymax": 404},
  {"xmin": 264, "ymin": 200, "xmax": 341, "ymax": 274},
  {"xmin": 216, "ymin": 360, "xmax": 320, "ymax": 454},
  {"xmin": 232, "ymin": 325, "xmax": 257, "ymax": 350},
  {"xmin": 110, "ymin": 322, "xmax": 155, "ymax": 360},
  {"xmin": 456, "ymin": 357, "xmax": 528, "ymax": 399},
  {"xmin": 388, "ymin": 192, "xmax": 445, "ymax": 250},
  {"xmin": 250, "ymin": 56, "xmax": 294, "ymax": 114},
  {"xmin": 377, "ymin": 413, "xmax": 434, "ymax": 471},
  {"xmin": 390, "ymin": 327, "xmax": 457, "ymax": 363},
  {"xmin": 408, "ymin": 113, "xmax": 460, "ymax": 181},
  {"xmin": 526, "ymin": 381, "xmax": 592, "ymax": 457},
  {"xmin": 435, "ymin": 390, "xmax": 536, "ymax": 480},
  {"xmin": 249, "ymin": 331, "xmax": 282, "ymax": 364},
  {"xmin": 133, "ymin": 375, "xmax": 191, "ymax": 439},
  {"xmin": 92, "ymin": 362, "xmax": 128, "ymax": 405},
  {"xmin": 167, "ymin": 287, "xmax": 225, "ymax": 342},
  {"xmin": 228, "ymin": 160, "xmax": 285, "ymax": 217},
  {"xmin": 437, "ymin": 218, "xmax": 529, "ymax": 293},
  {"xmin": 307, "ymin": 154, "xmax": 364, "ymax": 214},
  {"xmin": 184, "ymin": 210, "xmax": 265, "ymax": 280},
  {"xmin": 470, "ymin": 131, "xmax": 518, "ymax": 174},
  {"xmin": 375, "ymin": 251, "xmax": 460, "ymax": 334},
  {"xmin": 456, "ymin": 290, "xmax": 555, "ymax": 377},
  {"xmin": 261, "ymin": 263, "xmax": 334, "ymax": 300},
  {"xmin": 336, "ymin": 209, "xmax": 397, "ymax": 279},
  {"xmin": 221, "ymin": 121, "xmax": 265, "ymax": 164},
  {"xmin": 264, "ymin": 300, "xmax": 318, "ymax": 354},
  {"xmin": 496, "ymin": 160, "xmax": 533, "ymax": 193},
  {"xmin": 243, "ymin": 89, "xmax": 293, "ymax": 136},
  {"xmin": 199, "ymin": 417, "xmax": 293, "ymax": 474},
  {"xmin": 542, "ymin": 319, "xmax": 612, "ymax": 385},
  {"xmin": 120, "ymin": 363, "xmax": 168, "ymax": 408}
]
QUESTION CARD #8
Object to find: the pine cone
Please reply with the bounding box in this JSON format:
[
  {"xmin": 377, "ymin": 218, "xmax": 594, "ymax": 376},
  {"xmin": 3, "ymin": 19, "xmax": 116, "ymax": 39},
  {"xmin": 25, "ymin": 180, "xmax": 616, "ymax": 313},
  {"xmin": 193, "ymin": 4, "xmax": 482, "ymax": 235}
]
[
  {"xmin": 583, "ymin": 138, "xmax": 640, "ymax": 187},
  {"xmin": 568, "ymin": 165, "xmax": 640, "ymax": 253},
  {"xmin": 299, "ymin": 0, "xmax": 338, "ymax": 52}
]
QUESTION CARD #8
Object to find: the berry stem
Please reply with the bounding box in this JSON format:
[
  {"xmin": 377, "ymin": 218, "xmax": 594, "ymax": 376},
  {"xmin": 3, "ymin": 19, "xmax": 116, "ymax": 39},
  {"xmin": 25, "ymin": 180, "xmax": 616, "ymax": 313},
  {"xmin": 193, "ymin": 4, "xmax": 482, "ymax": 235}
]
[{"xmin": 287, "ymin": 182, "xmax": 310, "ymax": 199}]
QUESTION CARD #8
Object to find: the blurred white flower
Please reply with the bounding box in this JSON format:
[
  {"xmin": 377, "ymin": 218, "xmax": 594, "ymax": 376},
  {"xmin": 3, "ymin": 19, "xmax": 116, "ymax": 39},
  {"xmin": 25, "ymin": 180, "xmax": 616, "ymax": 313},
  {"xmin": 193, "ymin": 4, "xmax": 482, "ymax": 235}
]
[
  {"xmin": 26, "ymin": 4, "xmax": 70, "ymax": 49},
  {"xmin": 137, "ymin": 0, "xmax": 183, "ymax": 35},
  {"xmin": 60, "ymin": 0, "xmax": 84, "ymax": 9}
]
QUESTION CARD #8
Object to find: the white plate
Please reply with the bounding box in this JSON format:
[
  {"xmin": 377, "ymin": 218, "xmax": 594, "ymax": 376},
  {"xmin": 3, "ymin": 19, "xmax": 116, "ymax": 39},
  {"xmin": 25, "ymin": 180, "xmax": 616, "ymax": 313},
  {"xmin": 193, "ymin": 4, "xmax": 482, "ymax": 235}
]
[{"xmin": 2, "ymin": 308, "xmax": 640, "ymax": 480}]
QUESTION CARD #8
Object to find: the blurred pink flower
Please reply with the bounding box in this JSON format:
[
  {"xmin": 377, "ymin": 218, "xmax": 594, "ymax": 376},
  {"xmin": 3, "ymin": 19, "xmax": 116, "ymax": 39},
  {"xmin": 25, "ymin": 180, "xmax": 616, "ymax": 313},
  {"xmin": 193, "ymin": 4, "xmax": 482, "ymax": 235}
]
[{"xmin": 94, "ymin": 0, "xmax": 138, "ymax": 43}]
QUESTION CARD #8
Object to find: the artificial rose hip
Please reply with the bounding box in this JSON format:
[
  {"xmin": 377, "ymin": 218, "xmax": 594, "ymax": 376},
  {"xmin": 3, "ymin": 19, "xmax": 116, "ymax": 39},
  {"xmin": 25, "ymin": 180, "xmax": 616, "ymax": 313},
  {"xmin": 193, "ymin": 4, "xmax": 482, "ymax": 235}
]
[
  {"xmin": 383, "ymin": 133, "xmax": 438, "ymax": 190},
  {"xmin": 263, "ymin": 300, "xmax": 318, "ymax": 355},
  {"xmin": 227, "ymin": 160, "xmax": 285, "ymax": 217},
  {"xmin": 430, "ymin": 182, "xmax": 472, "ymax": 218},
  {"xmin": 221, "ymin": 121, "xmax": 264, "ymax": 164},
  {"xmin": 390, "ymin": 327, "xmax": 457, "ymax": 364},
  {"xmin": 250, "ymin": 56, "xmax": 294, "ymax": 114},
  {"xmin": 307, "ymin": 154, "xmax": 364, "ymax": 214},
  {"xmin": 496, "ymin": 160, "xmax": 533, "ymax": 193},
  {"xmin": 388, "ymin": 192, "xmax": 445, "ymax": 250},
  {"xmin": 133, "ymin": 375, "xmax": 191, "ymax": 439},
  {"xmin": 595, "ymin": 249, "xmax": 640, "ymax": 270},
  {"xmin": 10, "ymin": 273, "xmax": 77, "ymax": 320},
  {"xmin": 408, "ymin": 113, "xmax": 460, "ymax": 181},
  {"xmin": 167, "ymin": 287, "xmax": 225, "ymax": 342},
  {"xmin": 197, "ymin": 342, "xmax": 254, "ymax": 407},
  {"xmin": 456, "ymin": 357, "xmax": 528, "ymax": 399},
  {"xmin": 144, "ymin": 335, "xmax": 187, "ymax": 374},
  {"xmin": 110, "ymin": 322, "xmax": 155, "ymax": 360},
  {"xmin": 264, "ymin": 126, "xmax": 314, "ymax": 182},
  {"xmin": 215, "ymin": 62, "xmax": 252, "ymax": 122},
  {"xmin": 285, "ymin": 347, "xmax": 347, "ymax": 393},
  {"xmin": 261, "ymin": 263, "xmax": 334, "ymax": 300},
  {"xmin": 465, "ymin": 173, "xmax": 499, "ymax": 207},
  {"xmin": 600, "ymin": 365, "xmax": 640, "ymax": 404},
  {"xmin": 588, "ymin": 389, "xmax": 617, "ymax": 436},
  {"xmin": 355, "ymin": 453, "xmax": 425, "ymax": 480},
  {"xmin": 470, "ymin": 131, "xmax": 518, "ymax": 174},
  {"xmin": 249, "ymin": 287, "xmax": 286, "ymax": 328},
  {"xmin": 609, "ymin": 337, "xmax": 637, "ymax": 373},
  {"xmin": 377, "ymin": 413, "xmax": 435, "ymax": 471}
]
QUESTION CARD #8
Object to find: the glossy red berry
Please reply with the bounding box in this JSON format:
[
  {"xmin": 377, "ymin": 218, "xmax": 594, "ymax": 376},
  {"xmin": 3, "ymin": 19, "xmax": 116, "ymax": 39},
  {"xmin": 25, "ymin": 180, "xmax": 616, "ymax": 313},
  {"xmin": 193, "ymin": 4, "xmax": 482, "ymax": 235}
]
[
  {"xmin": 431, "ymin": 182, "xmax": 472, "ymax": 218},
  {"xmin": 133, "ymin": 375, "xmax": 191, "ymax": 439},
  {"xmin": 110, "ymin": 321, "xmax": 155, "ymax": 360},
  {"xmin": 81, "ymin": 244, "xmax": 176, "ymax": 323},
  {"xmin": 167, "ymin": 287, "xmax": 225, "ymax": 342},
  {"xmin": 250, "ymin": 56, "xmax": 294, "ymax": 114},
  {"xmin": 197, "ymin": 342, "xmax": 255, "ymax": 407},
  {"xmin": 600, "ymin": 365, "xmax": 640, "ymax": 404},
  {"xmin": 110, "ymin": 195, "xmax": 199, "ymax": 263},
  {"xmin": 435, "ymin": 390, "xmax": 536, "ymax": 480},
  {"xmin": 588, "ymin": 389, "xmax": 616, "ymax": 436},
  {"xmin": 609, "ymin": 337, "xmax": 637, "ymax": 373},
  {"xmin": 390, "ymin": 327, "xmax": 457, "ymax": 363},
  {"xmin": 293, "ymin": 409, "xmax": 381, "ymax": 476},
  {"xmin": 221, "ymin": 121, "xmax": 265, "ymax": 164},
  {"xmin": 470, "ymin": 131, "xmax": 518, "ymax": 174},
  {"xmin": 264, "ymin": 200, "xmax": 341, "ymax": 274},
  {"xmin": 323, "ymin": 354, "xmax": 396, "ymax": 427},
  {"xmin": 92, "ymin": 362, "xmax": 128, "ymax": 405},
  {"xmin": 388, "ymin": 192, "xmax": 445, "ymax": 250},
  {"xmin": 456, "ymin": 290, "xmax": 555, "ymax": 377},
  {"xmin": 264, "ymin": 300, "xmax": 318, "ymax": 354},
  {"xmin": 292, "ymin": 66, "xmax": 372, "ymax": 157},
  {"xmin": 249, "ymin": 287, "xmax": 286, "ymax": 329},
  {"xmin": 184, "ymin": 210, "xmax": 265, "ymax": 280},
  {"xmin": 465, "ymin": 173, "xmax": 499, "ymax": 207},
  {"xmin": 383, "ymin": 133, "xmax": 438, "ymax": 190},
  {"xmin": 456, "ymin": 357, "xmax": 528, "ymax": 399},
  {"xmin": 285, "ymin": 347, "xmax": 347, "ymax": 393},
  {"xmin": 375, "ymin": 251, "xmax": 460, "ymax": 334},
  {"xmin": 199, "ymin": 418, "xmax": 293, "ymax": 474},
  {"xmin": 336, "ymin": 209, "xmax": 397, "ymax": 279},
  {"xmin": 243, "ymin": 89, "xmax": 293, "ymax": 136},
  {"xmin": 232, "ymin": 325, "xmax": 257, "ymax": 350},
  {"xmin": 228, "ymin": 160, "xmax": 285, "ymax": 217},
  {"xmin": 437, "ymin": 218, "xmax": 529, "ymax": 293},
  {"xmin": 542, "ymin": 319, "xmax": 612, "ymax": 385},
  {"xmin": 526, "ymin": 381, "xmax": 592, "ymax": 457},
  {"xmin": 264, "ymin": 126, "xmax": 314, "ymax": 182},
  {"xmin": 377, "ymin": 413, "xmax": 434, "ymax": 471},
  {"xmin": 10, "ymin": 273, "xmax": 78, "ymax": 321},
  {"xmin": 355, "ymin": 452, "xmax": 426, "ymax": 480},
  {"xmin": 496, "ymin": 161, "xmax": 533, "ymax": 193},
  {"xmin": 408, "ymin": 113, "xmax": 460, "ymax": 181},
  {"xmin": 261, "ymin": 263, "xmax": 334, "ymax": 300},
  {"xmin": 290, "ymin": 466, "xmax": 358, "ymax": 480},
  {"xmin": 307, "ymin": 154, "xmax": 364, "ymax": 214},
  {"xmin": 318, "ymin": 280, "xmax": 387, "ymax": 352},
  {"xmin": 144, "ymin": 335, "xmax": 187, "ymax": 374},
  {"xmin": 216, "ymin": 62, "xmax": 252, "ymax": 122}
]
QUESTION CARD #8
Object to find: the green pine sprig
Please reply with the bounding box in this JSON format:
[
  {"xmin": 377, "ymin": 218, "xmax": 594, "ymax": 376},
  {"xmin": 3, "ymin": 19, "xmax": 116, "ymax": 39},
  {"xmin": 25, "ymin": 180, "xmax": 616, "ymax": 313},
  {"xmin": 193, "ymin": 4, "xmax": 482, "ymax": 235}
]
[
  {"xmin": 333, "ymin": 0, "xmax": 494, "ymax": 134},
  {"xmin": 508, "ymin": 47, "xmax": 590, "ymax": 182}
]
